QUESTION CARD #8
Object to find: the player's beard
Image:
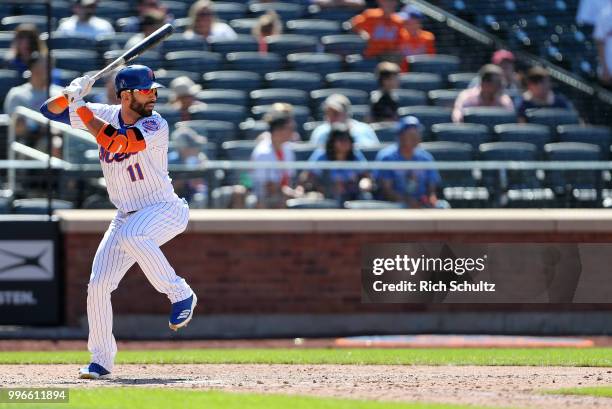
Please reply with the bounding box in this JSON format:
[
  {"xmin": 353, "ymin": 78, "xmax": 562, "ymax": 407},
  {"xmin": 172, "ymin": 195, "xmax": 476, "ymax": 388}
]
[{"xmin": 129, "ymin": 96, "xmax": 154, "ymax": 117}]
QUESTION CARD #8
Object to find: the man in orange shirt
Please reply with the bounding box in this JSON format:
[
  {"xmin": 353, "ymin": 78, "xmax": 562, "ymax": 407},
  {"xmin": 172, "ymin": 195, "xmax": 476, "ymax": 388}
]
[
  {"xmin": 398, "ymin": 5, "xmax": 436, "ymax": 56},
  {"xmin": 350, "ymin": 0, "xmax": 405, "ymax": 62}
]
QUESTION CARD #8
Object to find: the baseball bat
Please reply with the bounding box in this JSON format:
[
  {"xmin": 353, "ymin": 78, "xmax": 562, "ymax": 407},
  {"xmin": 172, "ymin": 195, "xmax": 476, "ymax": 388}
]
[{"xmin": 91, "ymin": 23, "xmax": 175, "ymax": 81}]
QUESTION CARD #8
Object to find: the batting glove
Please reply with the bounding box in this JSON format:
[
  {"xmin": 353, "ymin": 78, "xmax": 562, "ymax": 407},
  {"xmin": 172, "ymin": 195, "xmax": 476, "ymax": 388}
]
[{"xmin": 63, "ymin": 75, "xmax": 95, "ymax": 105}]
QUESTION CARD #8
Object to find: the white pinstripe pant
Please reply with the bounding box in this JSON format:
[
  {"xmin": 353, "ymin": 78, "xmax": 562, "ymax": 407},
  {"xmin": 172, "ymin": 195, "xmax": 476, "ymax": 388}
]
[{"xmin": 88, "ymin": 198, "xmax": 193, "ymax": 371}]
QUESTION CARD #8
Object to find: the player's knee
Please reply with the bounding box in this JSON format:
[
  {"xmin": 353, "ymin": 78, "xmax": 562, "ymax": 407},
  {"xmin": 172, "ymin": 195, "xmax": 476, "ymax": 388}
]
[{"xmin": 116, "ymin": 230, "xmax": 140, "ymax": 249}]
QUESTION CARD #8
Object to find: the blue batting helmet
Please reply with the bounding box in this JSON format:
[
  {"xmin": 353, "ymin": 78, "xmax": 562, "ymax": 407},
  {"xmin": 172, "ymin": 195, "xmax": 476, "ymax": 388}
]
[{"xmin": 114, "ymin": 65, "xmax": 163, "ymax": 96}]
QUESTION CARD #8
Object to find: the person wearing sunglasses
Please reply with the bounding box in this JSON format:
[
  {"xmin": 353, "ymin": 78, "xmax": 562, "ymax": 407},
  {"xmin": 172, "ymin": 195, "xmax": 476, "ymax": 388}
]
[{"xmin": 39, "ymin": 65, "xmax": 197, "ymax": 380}]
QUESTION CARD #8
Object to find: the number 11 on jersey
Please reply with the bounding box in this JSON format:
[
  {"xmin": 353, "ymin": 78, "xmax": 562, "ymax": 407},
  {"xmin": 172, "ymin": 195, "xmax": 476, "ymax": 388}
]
[{"xmin": 127, "ymin": 163, "xmax": 144, "ymax": 182}]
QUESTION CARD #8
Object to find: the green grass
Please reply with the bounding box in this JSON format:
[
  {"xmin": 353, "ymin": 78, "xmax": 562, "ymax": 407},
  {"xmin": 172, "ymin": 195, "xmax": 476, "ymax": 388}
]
[
  {"xmin": 0, "ymin": 388, "xmax": 498, "ymax": 409},
  {"xmin": 0, "ymin": 348, "xmax": 611, "ymax": 367},
  {"xmin": 544, "ymin": 385, "xmax": 612, "ymax": 398}
]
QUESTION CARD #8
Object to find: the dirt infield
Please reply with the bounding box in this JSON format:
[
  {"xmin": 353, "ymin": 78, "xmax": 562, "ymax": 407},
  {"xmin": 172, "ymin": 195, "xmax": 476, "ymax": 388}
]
[{"xmin": 1, "ymin": 363, "xmax": 611, "ymax": 409}]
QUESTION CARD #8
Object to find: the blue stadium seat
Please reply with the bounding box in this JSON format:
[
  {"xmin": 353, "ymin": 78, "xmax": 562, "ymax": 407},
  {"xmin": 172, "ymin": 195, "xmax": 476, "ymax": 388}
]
[
  {"xmin": 308, "ymin": 5, "xmax": 360, "ymax": 21},
  {"xmin": 386, "ymin": 89, "xmax": 428, "ymax": 107},
  {"xmin": 189, "ymin": 103, "xmax": 247, "ymax": 124},
  {"xmin": 265, "ymin": 71, "xmax": 323, "ymax": 92},
  {"xmin": 310, "ymin": 88, "xmax": 369, "ymax": 108},
  {"xmin": 164, "ymin": 50, "xmax": 222, "ymax": 72},
  {"xmin": 399, "ymin": 73, "xmax": 444, "ymax": 92},
  {"xmin": 19, "ymin": 1, "xmax": 71, "ymax": 19},
  {"xmin": 96, "ymin": 32, "xmax": 132, "ymax": 51},
  {"xmin": 431, "ymin": 123, "xmax": 491, "ymax": 149},
  {"xmin": 12, "ymin": 199, "xmax": 73, "ymax": 214},
  {"xmin": 0, "ymin": 70, "xmax": 23, "ymax": 110},
  {"xmin": 326, "ymin": 72, "xmax": 377, "ymax": 92},
  {"xmin": 289, "ymin": 142, "xmax": 318, "ymax": 161},
  {"xmin": 344, "ymin": 200, "xmax": 404, "ymax": 209},
  {"xmin": 162, "ymin": 33, "xmax": 208, "ymax": 53},
  {"xmin": 447, "ymin": 72, "xmax": 477, "ymax": 89},
  {"xmin": 397, "ymin": 106, "xmax": 452, "ymax": 136},
  {"xmin": 251, "ymin": 105, "xmax": 311, "ymax": 127},
  {"xmin": 321, "ymin": 34, "xmax": 366, "ymax": 56},
  {"xmin": 154, "ymin": 70, "xmax": 201, "ymax": 88},
  {"xmin": 229, "ymin": 18, "xmax": 259, "ymax": 35},
  {"xmin": 0, "ymin": 33, "xmax": 14, "ymax": 49},
  {"xmin": 239, "ymin": 119, "xmax": 268, "ymax": 140},
  {"xmin": 286, "ymin": 19, "xmax": 342, "ymax": 37},
  {"xmin": 54, "ymin": 69, "xmax": 81, "ymax": 87},
  {"xmin": 463, "ymin": 107, "xmax": 518, "ymax": 129},
  {"xmin": 427, "ymin": 89, "xmax": 459, "ymax": 107},
  {"xmin": 1, "ymin": 15, "xmax": 52, "ymax": 32},
  {"xmin": 249, "ymin": 2, "xmax": 305, "ymax": 21},
  {"xmin": 46, "ymin": 32, "xmax": 91, "ymax": 50},
  {"xmin": 53, "ymin": 50, "xmax": 100, "ymax": 73},
  {"xmin": 213, "ymin": 2, "xmax": 248, "ymax": 21},
  {"xmin": 287, "ymin": 52, "xmax": 343, "ymax": 74},
  {"xmin": 250, "ymin": 88, "xmax": 309, "ymax": 107},
  {"xmin": 222, "ymin": 140, "xmax": 258, "ymax": 160},
  {"xmin": 203, "ymin": 70, "xmax": 262, "ymax": 92},
  {"xmin": 162, "ymin": 0, "xmax": 189, "ymax": 19},
  {"xmin": 95, "ymin": 1, "xmax": 130, "ymax": 21},
  {"xmin": 359, "ymin": 144, "xmax": 387, "ymax": 161},
  {"xmin": 209, "ymin": 35, "xmax": 259, "ymax": 53},
  {"xmin": 556, "ymin": 125, "xmax": 612, "ymax": 159},
  {"xmin": 349, "ymin": 105, "xmax": 370, "ymax": 122},
  {"xmin": 176, "ymin": 120, "xmax": 238, "ymax": 143},
  {"xmin": 525, "ymin": 108, "xmax": 580, "ymax": 130},
  {"xmin": 105, "ymin": 50, "xmax": 162, "ymax": 70},
  {"xmin": 344, "ymin": 54, "xmax": 379, "ymax": 72},
  {"xmin": 196, "ymin": 89, "xmax": 248, "ymax": 106},
  {"xmin": 370, "ymin": 122, "xmax": 397, "ymax": 143},
  {"xmin": 265, "ymin": 34, "xmax": 318, "ymax": 56},
  {"xmin": 225, "ymin": 52, "xmax": 283, "ymax": 75},
  {"xmin": 418, "ymin": 142, "xmax": 480, "ymax": 196},
  {"xmin": 153, "ymin": 104, "xmax": 182, "ymax": 127},
  {"xmin": 493, "ymin": 123, "xmax": 552, "ymax": 152},
  {"xmin": 407, "ymin": 54, "xmax": 461, "ymax": 78}
]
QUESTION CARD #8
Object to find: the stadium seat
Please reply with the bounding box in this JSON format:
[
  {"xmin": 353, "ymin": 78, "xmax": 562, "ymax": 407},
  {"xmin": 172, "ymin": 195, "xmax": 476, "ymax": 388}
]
[
  {"xmin": 308, "ymin": 5, "xmax": 361, "ymax": 21},
  {"xmin": 286, "ymin": 198, "xmax": 342, "ymax": 209},
  {"xmin": 321, "ymin": 34, "xmax": 366, "ymax": 56},
  {"xmin": 222, "ymin": 140, "xmax": 258, "ymax": 160},
  {"xmin": 370, "ymin": 122, "xmax": 397, "ymax": 143},
  {"xmin": 428, "ymin": 89, "xmax": 461, "ymax": 107},
  {"xmin": 152, "ymin": 104, "xmax": 182, "ymax": 127},
  {"xmin": 479, "ymin": 142, "xmax": 540, "ymax": 192},
  {"xmin": 12, "ymin": 199, "xmax": 73, "ymax": 214},
  {"xmin": 94, "ymin": 1, "xmax": 130, "ymax": 21},
  {"xmin": 287, "ymin": 52, "xmax": 343, "ymax": 74},
  {"xmin": 310, "ymin": 88, "xmax": 369, "ymax": 108},
  {"xmin": 209, "ymin": 35, "xmax": 259, "ymax": 53},
  {"xmin": 0, "ymin": 32, "xmax": 14, "ymax": 49},
  {"xmin": 239, "ymin": 119, "xmax": 268, "ymax": 140},
  {"xmin": 19, "ymin": 1, "xmax": 70, "ymax": 19},
  {"xmin": 406, "ymin": 54, "xmax": 461, "ymax": 78},
  {"xmin": 213, "ymin": 2, "xmax": 248, "ymax": 21},
  {"xmin": 54, "ymin": 69, "xmax": 81, "ymax": 87},
  {"xmin": 53, "ymin": 50, "xmax": 100, "ymax": 73},
  {"xmin": 249, "ymin": 2, "xmax": 305, "ymax": 20},
  {"xmin": 379, "ymin": 89, "xmax": 428, "ymax": 107},
  {"xmin": 289, "ymin": 142, "xmax": 318, "ymax": 161},
  {"xmin": 557, "ymin": 125, "xmax": 612, "ymax": 159},
  {"xmin": 397, "ymin": 106, "xmax": 452, "ymax": 136},
  {"xmin": 204, "ymin": 71, "xmax": 262, "ymax": 92},
  {"xmin": 251, "ymin": 105, "xmax": 311, "ymax": 127},
  {"xmin": 250, "ymin": 88, "xmax": 309, "ymax": 107},
  {"xmin": 96, "ymin": 32, "xmax": 132, "ymax": 51},
  {"xmin": 154, "ymin": 70, "xmax": 201, "ymax": 88},
  {"xmin": 225, "ymin": 52, "xmax": 283, "ymax": 75},
  {"xmin": 1, "ymin": 15, "xmax": 52, "ymax": 32},
  {"xmin": 0, "ymin": 70, "xmax": 24, "ymax": 109},
  {"xmin": 176, "ymin": 119, "xmax": 237, "ymax": 143},
  {"xmin": 345, "ymin": 54, "xmax": 379, "ymax": 72},
  {"xmin": 265, "ymin": 71, "xmax": 323, "ymax": 92},
  {"xmin": 229, "ymin": 18, "xmax": 259, "ymax": 35},
  {"xmin": 525, "ymin": 108, "xmax": 580, "ymax": 130},
  {"xmin": 348, "ymin": 105, "xmax": 370, "ymax": 122},
  {"xmin": 286, "ymin": 19, "xmax": 342, "ymax": 37},
  {"xmin": 493, "ymin": 123, "xmax": 552, "ymax": 152},
  {"xmin": 447, "ymin": 72, "xmax": 477, "ymax": 89},
  {"xmin": 303, "ymin": 120, "xmax": 324, "ymax": 140},
  {"xmin": 265, "ymin": 34, "xmax": 318, "ymax": 56},
  {"xmin": 46, "ymin": 32, "xmax": 91, "ymax": 50},
  {"xmin": 196, "ymin": 89, "xmax": 248, "ymax": 106},
  {"xmin": 164, "ymin": 50, "xmax": 222, "ymax": 73},
  {"xmin": 399, "ymin": 73, "xmax": 444, "ymax": 92},
  {"xmin": 162, "ymin": 33, "xmax": 208, "ymax": 53},
  {"xmin": 431, "ymin": 123, "xmax": 491, "ymax": 149},
  {"xmin": 326, "ymin": 72, "xmax": 377, "ymax": 92},
  {"xmin": 105, "ymin": 50, "xmax": 162, "ymax": 70},
  {"xmin": 162, "ymin": 1, "xmax": 189, "ymax": 19},
  {"xmin": 344, "ymin": 200, "xmax": 404, "ymax": 209},
  {"xmin": 189, "ymin": 104, "xmax": 246, "ymax": 124},
  {"xmin": 463, "ymin": 107, "xmax": 518, "ymax": 129},
  {"xmin": 359, "ymin": 144, "xmax": 388, "ymax": 161}
]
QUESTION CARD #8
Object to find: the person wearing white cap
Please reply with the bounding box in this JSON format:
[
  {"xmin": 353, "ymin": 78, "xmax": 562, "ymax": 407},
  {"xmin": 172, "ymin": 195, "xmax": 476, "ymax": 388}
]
[
  {"xmin": 169, "ymin": 76, "xmax": 204, "ymax": 121},
  {"xmin": 309, "ymin": 94, "xmax": 379, "ymax": 147},
  {"xmin": 56, "ymin": 0, "xmax": 115, "ymax": 39}
]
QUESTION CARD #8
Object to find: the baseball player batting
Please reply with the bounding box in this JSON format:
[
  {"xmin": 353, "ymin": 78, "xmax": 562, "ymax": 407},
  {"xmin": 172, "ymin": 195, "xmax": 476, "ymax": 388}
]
[{"xmin": 39, "ymin": 65, "xmax": 197, "ymax": 379}]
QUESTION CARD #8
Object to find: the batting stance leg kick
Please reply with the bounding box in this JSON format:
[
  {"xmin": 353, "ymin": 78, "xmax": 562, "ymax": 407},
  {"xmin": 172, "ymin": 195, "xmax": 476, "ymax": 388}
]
[{"xmin": 40, "ymin": 62, "xmax": 197, "ymax": 380}]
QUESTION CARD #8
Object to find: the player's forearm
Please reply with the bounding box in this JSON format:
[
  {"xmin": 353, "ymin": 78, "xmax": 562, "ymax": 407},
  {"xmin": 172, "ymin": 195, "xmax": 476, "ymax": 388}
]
[{"xmin": 43, "ymin": 95, "xmax": 69, "ymax": 115}]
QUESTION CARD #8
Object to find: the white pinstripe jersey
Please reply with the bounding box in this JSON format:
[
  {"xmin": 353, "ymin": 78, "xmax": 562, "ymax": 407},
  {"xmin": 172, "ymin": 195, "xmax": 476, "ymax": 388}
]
[{"xmin": 69, "ymin": 103, "xmax": 178, "ymax": 213}]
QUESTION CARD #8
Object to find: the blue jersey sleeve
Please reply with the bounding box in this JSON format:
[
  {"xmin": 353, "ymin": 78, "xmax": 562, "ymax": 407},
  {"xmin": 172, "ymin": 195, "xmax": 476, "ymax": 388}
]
[{"xmin": 40, "ymin": 101, "xmax": 70, "ymax": 125}]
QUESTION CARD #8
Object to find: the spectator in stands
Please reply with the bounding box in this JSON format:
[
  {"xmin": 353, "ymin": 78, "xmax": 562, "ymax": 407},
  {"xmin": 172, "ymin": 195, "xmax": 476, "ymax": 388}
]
[
  {"xmin": 119, "ymin": 0, "xmax": 171, "ymax": 33},
  {"xmin": 185, "ymin": 0, "xmax": 237, "ymax": 42},
  {"xmin": 251, "ymin": 108, "xmax": 300, "ymax": 208},
  {"xmin": 56, "ymin": 0, "xmax": 114, "ymax": 40},
  {"xmin": 303, "ymin": 123, "xmax": 373, "ymax": 204},
  {"xmin": 468, "ymin": 50, "xmax": 521, "ymax": 95},
  {"xmin": 169, "ymin": 127, "xmax": 209, "ymax": 207},
  {"xmin": 254, "ymin": 103, "xmax": 301, "ymax": 143},
  {"xmin": 594, "ymin": 0, "xmax": 612, "ymax": 87},
  {"xmin": 452, "ymin": 64, "xmax": 514, "ymax": 123},
  {"xmin": 349, "ymin": 0, "xmax": 406, "ymax": 63},
  {"xmin": 375, "ymin": 116, "xmax": 444, "ymax": 208},
  {"xmin": 3, "ymin": 24, "xmax": 47, "ymax": 76},
  {"xmin": 577, "ymin": 0, "xmax": 609, "ymax": 27},
  {"xmin": 169, "ymin": 76, "xmax": 205, "ymax": 122},
  {"xmin": 312, "ymin": 0, "xmax": 365, "ymax": 9},
  {"xmin": 397, "ymin": 5, "xmax": 436, "ymax": 57},
  {"xmin": 5, "ymin": 53, "xmax": 62, "ymax": 146},
  {"xmin": 252, "ymin": 11, "xmax": 283, "ymax": 54},
  {"xmin": 310, "ymin": 94, "xmax": 379, "ymax": 146},
  {"xmin": 517, "ymin": 66, "xmax": 575, "ymax": 122},
  {"xmin": 124, "ymin": 10, "xmax": 166, "ymax": 50},
  {"xmin": 370, "ymin": 61, "xmax": 400, "ymax": 122}
]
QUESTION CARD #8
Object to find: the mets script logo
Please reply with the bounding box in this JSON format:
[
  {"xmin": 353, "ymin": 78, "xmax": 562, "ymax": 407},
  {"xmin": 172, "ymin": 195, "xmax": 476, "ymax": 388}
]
[
  {"xmin": 0, "ymin": 241, "xmax": 54, "ymax": 281},
  {"xmin": 99, "ymin": 147, "xmax": 135, "ymax": 163},
  {"xmin": 141, "ymin": 118, "xmax": 160, "ymax": 132}
]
